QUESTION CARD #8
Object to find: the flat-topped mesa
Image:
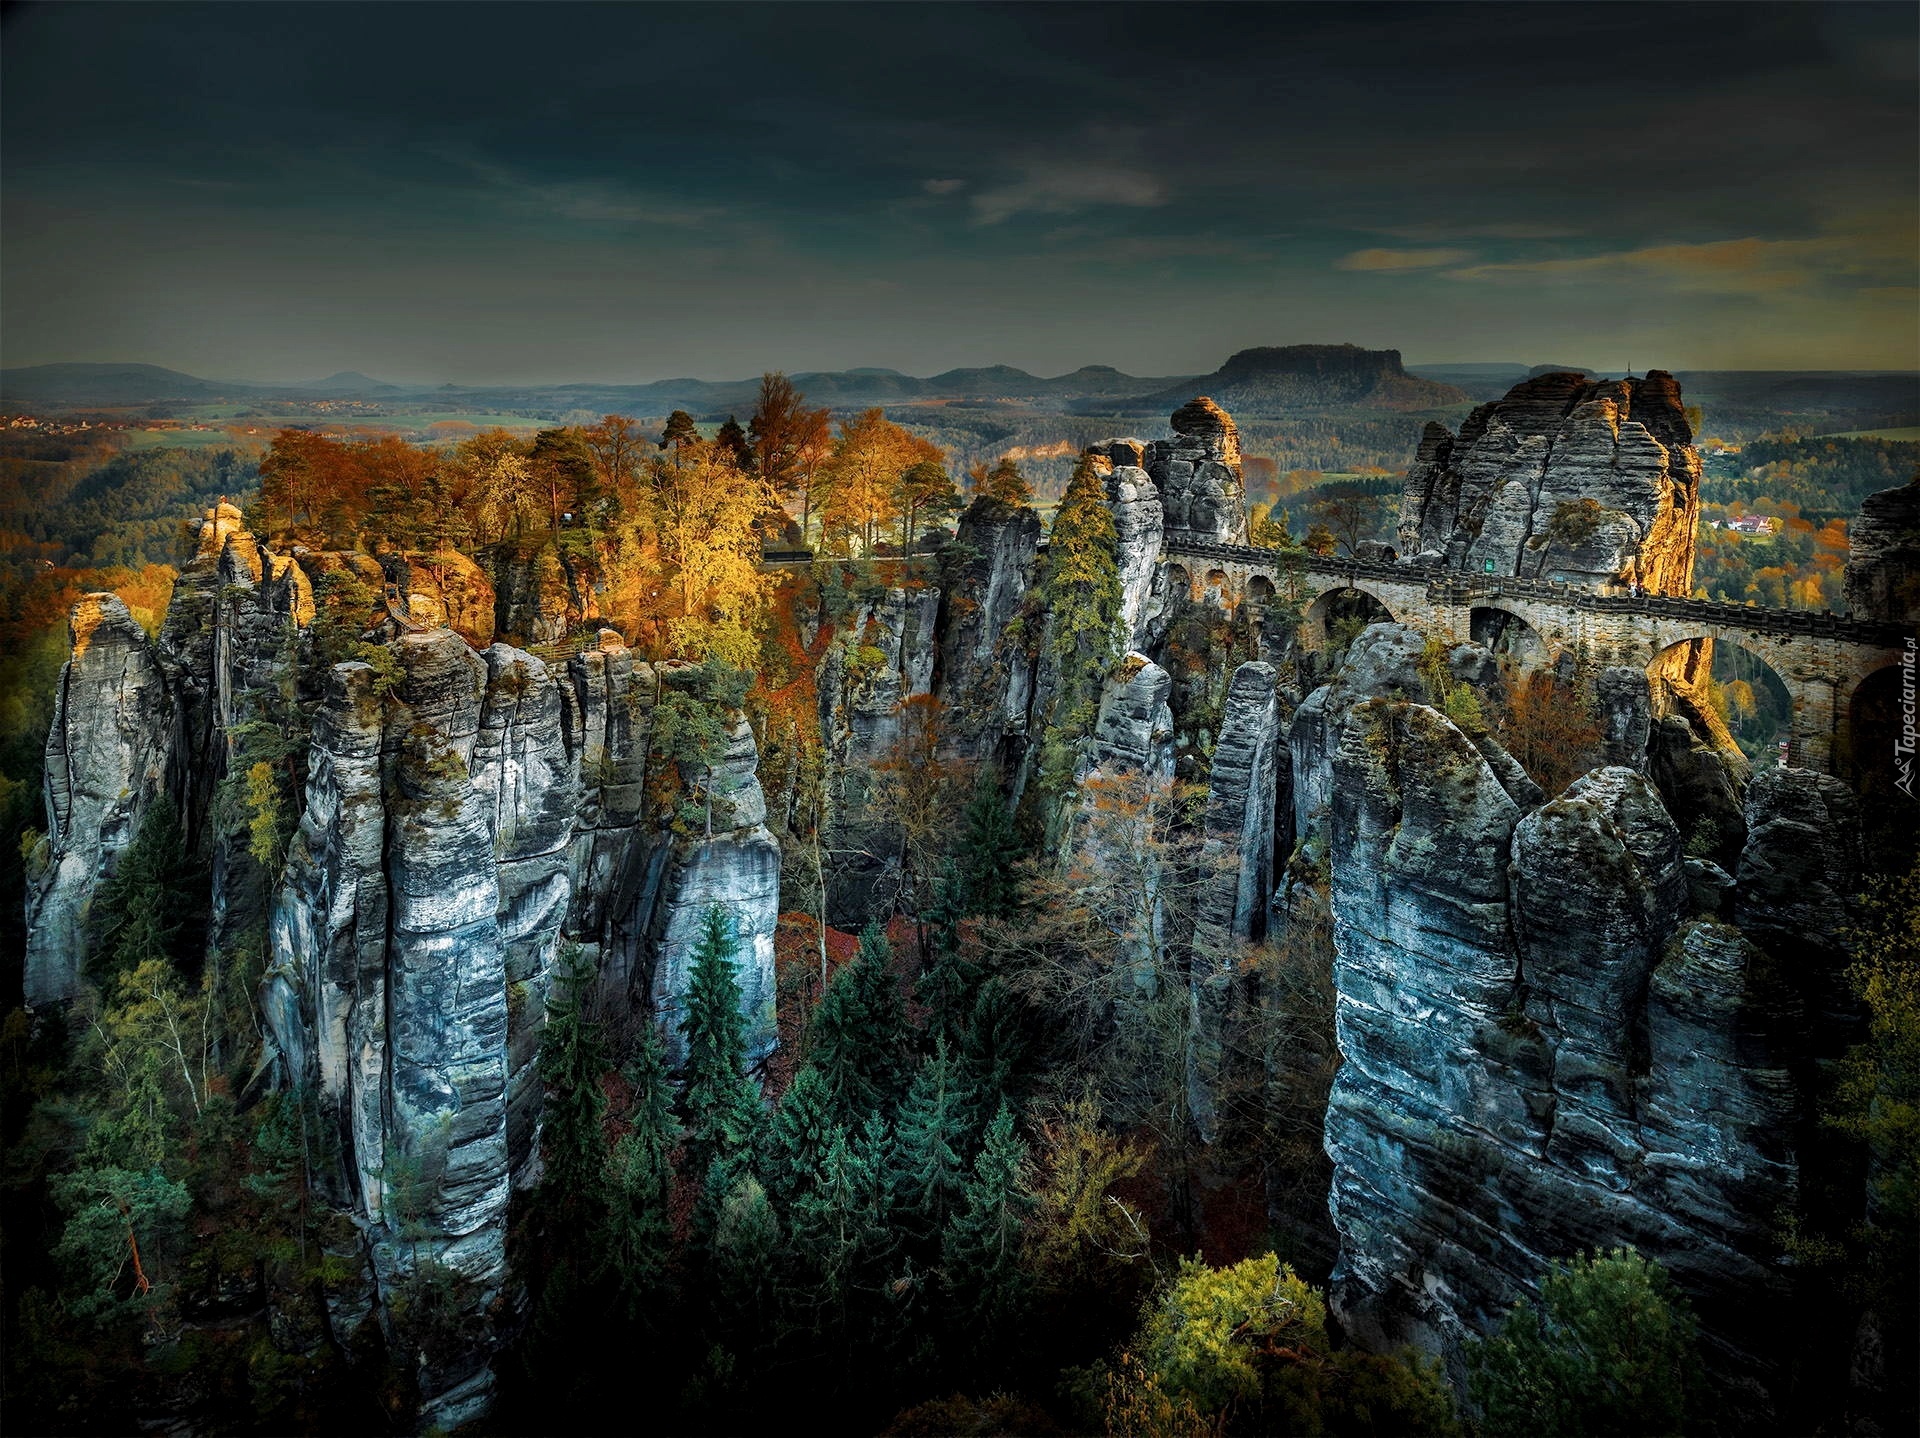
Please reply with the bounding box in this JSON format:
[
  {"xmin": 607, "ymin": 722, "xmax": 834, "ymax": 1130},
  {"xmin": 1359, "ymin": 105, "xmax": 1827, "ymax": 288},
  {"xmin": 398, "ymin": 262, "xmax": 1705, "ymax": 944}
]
[{"xmin": 1397, "ymin": 370, "xmax": 1701, "ymax": 595}]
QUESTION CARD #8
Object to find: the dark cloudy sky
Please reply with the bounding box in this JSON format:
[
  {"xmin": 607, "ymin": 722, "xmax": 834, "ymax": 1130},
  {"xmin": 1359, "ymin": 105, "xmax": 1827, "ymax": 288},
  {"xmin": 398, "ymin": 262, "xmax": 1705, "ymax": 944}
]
[{"xmin": 4, "ymin": 1, "xmax": 1915, "ymax": 383}]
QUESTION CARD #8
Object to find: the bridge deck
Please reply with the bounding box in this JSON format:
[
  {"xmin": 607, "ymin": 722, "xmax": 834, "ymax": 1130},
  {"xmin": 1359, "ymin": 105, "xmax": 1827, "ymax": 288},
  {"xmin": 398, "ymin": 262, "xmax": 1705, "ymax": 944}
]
[{"xmin": 1161, "ymin": 537, "xmax": 1913, "ymax": 647}]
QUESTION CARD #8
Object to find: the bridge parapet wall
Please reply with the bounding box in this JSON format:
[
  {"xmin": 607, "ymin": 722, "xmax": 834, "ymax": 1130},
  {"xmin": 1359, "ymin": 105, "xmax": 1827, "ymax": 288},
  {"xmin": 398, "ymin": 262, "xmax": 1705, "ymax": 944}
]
[{"xmin": 1161, "ymin": 538, "xmax": 1914, "ymax": 774}]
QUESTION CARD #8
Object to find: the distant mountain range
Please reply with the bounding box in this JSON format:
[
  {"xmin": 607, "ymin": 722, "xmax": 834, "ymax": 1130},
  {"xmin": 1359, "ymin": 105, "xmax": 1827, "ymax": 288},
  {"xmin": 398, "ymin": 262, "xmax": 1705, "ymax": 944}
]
[{"xmin": 5, "ymin": 353, "xmax": 1913, "ymax": 424}]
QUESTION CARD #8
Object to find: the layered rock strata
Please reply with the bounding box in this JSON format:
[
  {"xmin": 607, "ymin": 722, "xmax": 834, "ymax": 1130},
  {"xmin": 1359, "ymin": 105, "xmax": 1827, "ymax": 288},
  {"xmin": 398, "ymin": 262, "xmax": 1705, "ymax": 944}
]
[
  {"xmin": 1843, "ymin": 476, "xmax": 1920, "ymax": 623},
  {"xmin": 1397, "ymin": 371, "xmax": 1701, "ymax": 593},
  {"xmin": 1315, "ymin": 633, "xmax": 1820, "ymax": 1406},
  {"xmin": 24, "ymin": 593, "xmax": 178, "ymax": 1004}
]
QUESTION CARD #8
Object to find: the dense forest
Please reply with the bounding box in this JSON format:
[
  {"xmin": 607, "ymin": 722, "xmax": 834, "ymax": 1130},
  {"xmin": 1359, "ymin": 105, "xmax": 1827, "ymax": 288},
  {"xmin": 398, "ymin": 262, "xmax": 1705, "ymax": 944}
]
[{"xmin": 2, "ymin": 372, "xmax": 1915, "ymax": 1437}]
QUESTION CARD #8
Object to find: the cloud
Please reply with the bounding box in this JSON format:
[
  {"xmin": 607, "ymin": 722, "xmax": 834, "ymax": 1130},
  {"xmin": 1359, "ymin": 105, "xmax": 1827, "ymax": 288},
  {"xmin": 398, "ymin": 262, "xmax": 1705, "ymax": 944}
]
[
  {"xmin": 1375, "ymin": 222, "xmax": 1583, "ymax": 241},
  {"xmin": 1443, "ymin": 236, "xmax": 1821, "ymax": 293},
  {"xmin": 921, "ymin": 178, "xmax": 966, "ymax": 195},
  {"xmin": 1337, "ymin": 247, "xmax": 1476, "ymax": 272},
  {"xmin": 969, "ymin": 163, "xmax": 1166, "ymax": 225},
  {"xmin": 443, "ymin": 153, "xmax": 725, "ymax": 228}
]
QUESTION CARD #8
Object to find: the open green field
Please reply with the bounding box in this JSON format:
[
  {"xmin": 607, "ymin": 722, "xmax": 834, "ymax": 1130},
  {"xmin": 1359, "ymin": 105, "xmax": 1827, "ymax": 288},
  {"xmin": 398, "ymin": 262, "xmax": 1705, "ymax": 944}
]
[
  {"xmin": 122, "ymin": 427, "xmax": 253, "ymax": 451},
  {"xmin": 170, "ymin": 404, "xmax": 551, "ymax": 437}
]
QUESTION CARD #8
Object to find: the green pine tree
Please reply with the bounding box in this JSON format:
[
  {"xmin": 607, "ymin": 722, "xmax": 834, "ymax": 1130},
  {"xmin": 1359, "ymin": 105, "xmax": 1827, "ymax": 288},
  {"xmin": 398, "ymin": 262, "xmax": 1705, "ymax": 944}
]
[
  {"xmin": 710, "ymin": 1171, "xmax": 781, "ymax": 1371},
  {"xmin": 956, "ymin": 774, "xmax": 1024, "ymax": 919},
  {"xmin": 767, "ymin": 1063, "xmax": 838, "ymax": 1206},
  {"xmin": 680, "ymin": 905, "xmax": 762, "ymax": 1188},
  {"xmin": 659, "ymin": 410, "xmax": 701, "ymax": 451},
  {"xmin": 894, "ymin": 1039, "xmax": 973, "ymax": 1249},
  {"xmin": 914, "ymin": 871, "xmax": 982, "ymax": 1051},
  {"xmin": 603, "ymin": 1019, "xmax": 676, "ymax": 1323},
  {"xmin": 88, "ymin": 794, "xmax": 198, "ymax": 988},
  {"xmin": 941, "ymin": 1102, "xmax": 1033, "ymax": 1365},
  {"xmin": 957, "ymin": 976, "xmax": 1028, "ymax": 1131},
  {"xmin": 809, "ymin": 922, "xmax": 907, "ymax": 1121},
  {"xmin": 538, "ymin": 943, "xmax": 610, "ymax": 1221}
]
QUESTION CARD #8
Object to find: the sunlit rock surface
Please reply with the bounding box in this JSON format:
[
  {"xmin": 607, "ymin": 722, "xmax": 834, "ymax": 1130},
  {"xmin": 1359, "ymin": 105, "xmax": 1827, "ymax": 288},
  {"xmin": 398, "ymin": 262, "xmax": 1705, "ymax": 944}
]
[{"xmin": 1397, "ymin": 371, "xmax": 1701, "ymax": 593}]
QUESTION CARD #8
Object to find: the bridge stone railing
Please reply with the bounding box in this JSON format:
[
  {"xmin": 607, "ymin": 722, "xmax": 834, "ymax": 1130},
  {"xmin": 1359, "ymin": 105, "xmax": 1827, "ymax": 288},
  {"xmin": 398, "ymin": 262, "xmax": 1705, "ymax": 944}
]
[{"xmin": 1161, "ymin": 537, "xmax": 1913, "ymax": 648}]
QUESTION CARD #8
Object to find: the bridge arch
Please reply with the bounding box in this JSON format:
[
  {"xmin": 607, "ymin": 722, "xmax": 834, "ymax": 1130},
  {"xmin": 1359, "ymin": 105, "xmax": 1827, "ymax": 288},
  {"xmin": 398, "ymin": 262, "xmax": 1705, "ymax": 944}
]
[
  {"xmin": 1165, "ymin": 563, "xmax": 1192, "ymax": 602},
  {"xmin": 1842, "ymin": 659, "xmax": 1917, "ymax": 856},
  {"xmin": 1304, "ymin": 584, "xmax": 1395, "ymax": 649},
  {"xmin": 1204, "ymin": 569, "xmax": 1232, "ymax": 606},
  {"xmin": 1469, "ymin": 605, "xmax": 1548, "ymax": 667},
  {"xmin": 1647, "ymin": 635, "xmax": 1796, "ymax": 767}
]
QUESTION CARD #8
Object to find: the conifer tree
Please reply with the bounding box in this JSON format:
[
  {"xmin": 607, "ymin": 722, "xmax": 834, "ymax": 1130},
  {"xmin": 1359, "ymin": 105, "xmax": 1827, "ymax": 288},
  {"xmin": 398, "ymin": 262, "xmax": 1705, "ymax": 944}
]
[
  {"xmin": 914, "ymin": 870, "xmax": 981, "ymax": 1051},
  {"xmin": 88, "ymin": 794, "xmax": 198, "ymax": 988},
  {"xmin": 710, "ymin": 1172, "xmax": 782, "ymax": 1383},
  {"xmin": 539, "ymin": 944, "xmax": 610, "ymax": 1219},
  {"xmin": 809, "ymin": 922, "xmax": 908, "ymax": 1121},
  {"xmin": 942, "ymin": 1102, "xmax": 1033, "ymax": 1363},
  {"xmin": 956, "ymin": 775, "xmax": 1023, "ymax": 919},
  {"xmin": 604, "ymin": 1019, "xmax": 677, "ymax": 1322},
  {"xmin": 680, "ymin": 905, "xmax": 761, "ymax": 1188},
  {"xmin": 767, "ymin": 1062, "xmax": 838, "ymax": 1206},
  {"xmin": 714, "ymin": 415, "xmax": 753, "ymax": 471},
  {"xmin": 659, "ymin": 409, "xmax": 701, "ymax": 451},
  {"xmin": 894, "ymin": 1039, "xmax": 973, "ymax": 1247},
  {"xmin": 783, "ymin": 1121, "xmax": 880, "ymax": 1376},
  {"xmin": 958, "ymin": 976, "xmax": 1028, "ymax": 1129}
]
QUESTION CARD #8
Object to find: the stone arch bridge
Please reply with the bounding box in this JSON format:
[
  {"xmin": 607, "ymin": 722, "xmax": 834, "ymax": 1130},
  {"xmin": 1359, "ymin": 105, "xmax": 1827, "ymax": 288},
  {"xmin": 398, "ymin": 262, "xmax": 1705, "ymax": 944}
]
[{"xmin": 1162, "ymin": 537, "xmax": 1915, "ymax": 774}]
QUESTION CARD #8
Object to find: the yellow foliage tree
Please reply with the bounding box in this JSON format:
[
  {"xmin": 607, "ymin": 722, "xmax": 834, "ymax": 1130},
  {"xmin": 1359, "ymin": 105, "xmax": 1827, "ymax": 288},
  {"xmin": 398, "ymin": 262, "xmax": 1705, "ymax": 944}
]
[{"xmin": 639, "ymin": 439, "xmax": 775, "ymax": 667}]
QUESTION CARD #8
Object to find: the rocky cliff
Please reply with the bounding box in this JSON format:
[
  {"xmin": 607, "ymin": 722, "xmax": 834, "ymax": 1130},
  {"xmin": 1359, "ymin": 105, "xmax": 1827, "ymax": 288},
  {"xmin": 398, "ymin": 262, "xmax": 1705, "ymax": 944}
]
[
  {"xmin": 1307, "ymin": 624, "xmax": 1845, "ymax": 1413},
  {"xmin": 25, "ymin": 593, "xmax": 177, "ymax": 1004},
  {"xmin": 1397, "ymin": 371, "xmax": 1702, "ymax": 593},
  {"xmin": 31, "ymin": 506, "xmax": 783, "ymax": 1423},
  {"xmin": 1844, "ymin": 475, "xmax": 1920, "ymax": 623}
]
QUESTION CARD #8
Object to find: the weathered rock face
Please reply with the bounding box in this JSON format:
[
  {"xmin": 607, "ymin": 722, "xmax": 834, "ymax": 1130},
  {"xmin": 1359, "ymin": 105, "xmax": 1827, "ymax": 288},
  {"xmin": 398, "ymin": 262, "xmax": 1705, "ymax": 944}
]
[
  {"xmin": 1594, "ymin": 664, "xmax": 1653, "ymax": 769},
  {"xmin": 1079, "ymin": 655, "xmax": 1176, "ymax": 781},
  {"xmin": 1082, "ymin": 441, "xmax": 1167, "ymax": 646},
  {"xmin": 383, "ymin": 550, "xmax": 498, "ymax": 647},
  {"xmin": 24, "ymin": 594, "xmax": 177, "ymax": 1004},
  {"xmin": 1188, "ymin": 661, "xmax": 1280, "ymax": 1140},
  {"xmin": 645, "ymin": 664, "xmax": 781, "ymax": 1065},
  {"xmin": 28, "ymin": 506, "xmax": 791, "ymax": 1427},
  {"xmin": 1844, "ymin": 476, "xmax": 1920, "ymax": 623},
  {"xmin": 1321, "ymin": 691, "xmax": 1801, "ymax": 1404},
  {"xmin": 1088, "ymin": 397, "xmax": 1248, "ymax": 550},
  {"xmin": 1196, "ymin": 662, "xmax": 1282, "ymax": 948},
  {"xmin": 933, "ymin": 497, "xmax": 1042, "ymax": 764},
  {"xmin": 487, "ymin": 540, "xmax": 598, "ymax": 645},
  {"xmin": 819, "ymin": 584, "xmax": 943, "ymax": 924},
  {"xmin": 1734, "ymin": 766, "xmax": 1863, "ymax": 961},
  {"xmin": 264, "ymin": 631, "xmax": 546, "ymax": 1426},
  {"xmin": 558, "ymin": 632, "xmax": 658, "ymax": 994},
  {"xmin": 1397, "ymin": 371, "xmax": 1701, "ymax": 593}
]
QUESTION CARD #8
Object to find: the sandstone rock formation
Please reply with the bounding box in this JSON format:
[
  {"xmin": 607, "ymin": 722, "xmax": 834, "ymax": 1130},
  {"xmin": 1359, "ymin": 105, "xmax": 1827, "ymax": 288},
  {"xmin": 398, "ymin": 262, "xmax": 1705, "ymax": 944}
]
[
  {"xmin": 933, "ymin": 495, "xmax": 1042, "ymax": 764},
  {"xmin": 1397, "ymin": 371, "xmax": 1702, "ymax": 593},
  {"xmin": 1082, "ymin": 440, "xmax": 1166, "ymax": 645},
  {"xmin": 24, "ymin": 593, "xmax": 176, "ymax": 1004},
  {"xmin": 1086, "ymin": 396, "xmax": 1248, "ymax": 550},
  {"xmin": 1844, "ymin": 475, "xmax": 1920, "ymax": 623},
  {"xmin": 1314, "ymin": 634, "xmax": 1805, "ymax": 1406}
]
